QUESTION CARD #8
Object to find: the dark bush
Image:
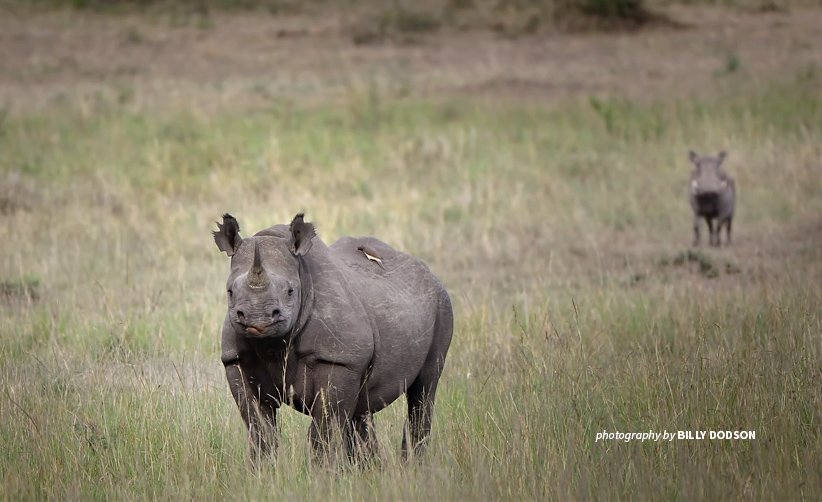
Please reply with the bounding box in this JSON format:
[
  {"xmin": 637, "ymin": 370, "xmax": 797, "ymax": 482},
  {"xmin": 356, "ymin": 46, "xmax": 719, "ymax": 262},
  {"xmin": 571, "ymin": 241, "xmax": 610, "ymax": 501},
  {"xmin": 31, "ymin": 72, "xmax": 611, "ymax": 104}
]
[
  {"xmin": 553, "ymin": 0, "xmax": 670, "ymax": 31},
  {"xmin": 578, "ymin": 0, "xmax": 648, "ymax": 19}
]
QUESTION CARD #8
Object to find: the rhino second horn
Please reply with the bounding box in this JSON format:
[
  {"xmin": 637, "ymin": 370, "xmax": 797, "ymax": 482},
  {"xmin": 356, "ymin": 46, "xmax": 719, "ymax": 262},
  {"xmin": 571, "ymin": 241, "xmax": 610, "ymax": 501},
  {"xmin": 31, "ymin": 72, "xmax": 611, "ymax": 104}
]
[{"xmin": 247, "ymin": 242, "xmax": 270, "ymax": 290}]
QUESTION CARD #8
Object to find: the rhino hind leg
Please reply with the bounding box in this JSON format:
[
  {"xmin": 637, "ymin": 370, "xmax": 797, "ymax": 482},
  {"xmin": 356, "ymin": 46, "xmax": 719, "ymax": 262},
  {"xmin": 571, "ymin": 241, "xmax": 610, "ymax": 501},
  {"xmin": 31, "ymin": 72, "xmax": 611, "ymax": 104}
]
[
  {"xmin": 402, "ymin": 381, "xmax": 438, "ymax": 461},
  {"xmin": 402, "ymin": 292, "xmax": 454, "ymax": 461}
]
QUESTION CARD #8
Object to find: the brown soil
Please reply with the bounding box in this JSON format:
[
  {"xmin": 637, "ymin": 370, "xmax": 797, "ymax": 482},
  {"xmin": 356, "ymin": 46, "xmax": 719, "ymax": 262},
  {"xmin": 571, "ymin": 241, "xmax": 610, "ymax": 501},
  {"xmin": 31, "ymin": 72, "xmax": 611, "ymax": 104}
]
[{"xmin": 0, "ymin": 6, "xmax": 820, "ymax": 109}]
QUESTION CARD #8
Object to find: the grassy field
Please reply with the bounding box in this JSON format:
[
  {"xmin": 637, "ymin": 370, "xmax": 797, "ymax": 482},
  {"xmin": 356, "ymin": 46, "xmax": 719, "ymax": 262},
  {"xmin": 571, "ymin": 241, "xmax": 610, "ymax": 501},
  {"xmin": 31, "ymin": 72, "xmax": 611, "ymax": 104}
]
[{"xmin": 2, "ymin": 3, "xmax": 822, "ymax": 500}]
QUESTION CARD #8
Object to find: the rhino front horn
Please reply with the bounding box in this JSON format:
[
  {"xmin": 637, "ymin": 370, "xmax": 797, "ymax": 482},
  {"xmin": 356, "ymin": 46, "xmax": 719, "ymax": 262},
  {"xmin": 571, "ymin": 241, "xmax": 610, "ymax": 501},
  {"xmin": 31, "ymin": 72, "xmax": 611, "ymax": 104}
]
[{"xmin": 247, "ymin": 242, "xmax": 270, "ymax": 290}]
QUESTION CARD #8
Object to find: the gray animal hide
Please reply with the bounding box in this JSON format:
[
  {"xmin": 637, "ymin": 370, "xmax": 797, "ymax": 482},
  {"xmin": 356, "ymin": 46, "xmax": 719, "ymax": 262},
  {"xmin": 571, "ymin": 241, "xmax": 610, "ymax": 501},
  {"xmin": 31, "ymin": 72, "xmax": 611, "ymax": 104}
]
[
  {"xmin": 213, "ymin": 213, "xmax": 454, "ymax": 466},
  {"xmin": 688, "ymin": 150, "xmax": 736, "ymax": 247}
]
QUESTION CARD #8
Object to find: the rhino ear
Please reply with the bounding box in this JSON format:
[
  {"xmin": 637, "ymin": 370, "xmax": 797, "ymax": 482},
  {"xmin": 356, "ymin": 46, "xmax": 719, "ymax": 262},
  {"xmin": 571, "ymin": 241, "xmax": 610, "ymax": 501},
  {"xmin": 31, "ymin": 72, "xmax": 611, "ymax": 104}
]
[
  {"xmin": 289, "ymin": 213, "xmax": 316, "ymax": 256},
  {"xmin": 688, "ymin": 150, "xmax": 700, "ymax": 164},
  {"xmin": 213, "ymin": 214, "xmax": 242, "ymax": 257}
]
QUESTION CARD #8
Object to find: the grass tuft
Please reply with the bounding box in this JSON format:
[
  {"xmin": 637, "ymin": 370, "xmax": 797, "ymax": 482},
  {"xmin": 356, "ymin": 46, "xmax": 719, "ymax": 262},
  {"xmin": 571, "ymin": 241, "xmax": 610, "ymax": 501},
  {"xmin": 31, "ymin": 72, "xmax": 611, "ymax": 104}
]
[{"xmin": 0, "ymin": 275, "xmax": 40, "ymax": 302}]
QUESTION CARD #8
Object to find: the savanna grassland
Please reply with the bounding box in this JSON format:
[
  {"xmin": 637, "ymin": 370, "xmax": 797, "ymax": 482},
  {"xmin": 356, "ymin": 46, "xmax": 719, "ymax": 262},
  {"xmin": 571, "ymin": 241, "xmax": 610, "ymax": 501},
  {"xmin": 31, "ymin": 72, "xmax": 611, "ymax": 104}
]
[{"xmin": 2, "ymin": 1, "xmax": 822, "ymax": 500}]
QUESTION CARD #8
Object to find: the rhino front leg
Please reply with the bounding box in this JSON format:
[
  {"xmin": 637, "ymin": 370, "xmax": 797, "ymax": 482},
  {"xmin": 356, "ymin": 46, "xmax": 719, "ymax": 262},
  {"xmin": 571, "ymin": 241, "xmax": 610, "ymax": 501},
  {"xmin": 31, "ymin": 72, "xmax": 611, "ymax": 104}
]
[
  {"xmin": 308, "ymin": 409, "xmax": 349, "ymax": 465},
  {"xmin": 725, "ymin": 216, "xmax": 733, "ymax": 245},
  {"xmin": 224, "ymin": 363, "xmax": 278, "ymax": 466},
  {"xmin": 352, "ymin": 413, "xmax": 378, "ymax": 466},
  {"xmin": 307, "ymin": 365, "xmax": 361, "ymax": 465}
]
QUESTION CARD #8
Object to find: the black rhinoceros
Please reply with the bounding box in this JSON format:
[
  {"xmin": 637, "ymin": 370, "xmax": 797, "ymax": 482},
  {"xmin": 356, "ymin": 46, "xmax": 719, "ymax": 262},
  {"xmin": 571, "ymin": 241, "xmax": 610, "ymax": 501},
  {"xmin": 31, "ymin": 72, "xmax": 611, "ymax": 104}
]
[{"xmin": 213, "ymin": 213, "xmax": 453, "ymax": 465}]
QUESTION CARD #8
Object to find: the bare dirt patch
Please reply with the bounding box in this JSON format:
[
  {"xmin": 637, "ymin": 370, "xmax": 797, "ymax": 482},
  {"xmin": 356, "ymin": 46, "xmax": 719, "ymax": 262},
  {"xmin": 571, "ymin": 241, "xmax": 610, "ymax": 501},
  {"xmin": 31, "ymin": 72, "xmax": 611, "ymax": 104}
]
[{"xmin": 1, "ymin": 6, "xmax": 820, "ymax": 109}]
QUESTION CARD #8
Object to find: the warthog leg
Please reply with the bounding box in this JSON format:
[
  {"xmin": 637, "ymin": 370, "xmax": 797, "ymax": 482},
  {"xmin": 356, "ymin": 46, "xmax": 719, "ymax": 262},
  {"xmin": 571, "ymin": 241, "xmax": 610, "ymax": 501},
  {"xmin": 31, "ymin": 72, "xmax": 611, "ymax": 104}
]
[
  {"xmin": 722, "ymin": 216, "xmax": 733, "ymax": 245},
  {"xmin": 693, "ymin": 214, "xmax": 702, "ymax": 247},
  {"xmin": 705, "ymin": 217, "xmax": 718, "ymax": 247}
]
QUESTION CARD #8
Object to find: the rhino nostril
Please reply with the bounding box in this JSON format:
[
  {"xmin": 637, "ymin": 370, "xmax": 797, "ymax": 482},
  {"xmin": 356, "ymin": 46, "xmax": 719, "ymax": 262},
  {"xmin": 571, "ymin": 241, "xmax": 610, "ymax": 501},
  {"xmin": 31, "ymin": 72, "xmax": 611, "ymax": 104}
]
[
  {"xmin": 272, "ymin": 309, "xmax": 281, "ymax": 318},
  {"xmin": 237, "ymin": 311, "xmax": 246, "ymax": 322}
]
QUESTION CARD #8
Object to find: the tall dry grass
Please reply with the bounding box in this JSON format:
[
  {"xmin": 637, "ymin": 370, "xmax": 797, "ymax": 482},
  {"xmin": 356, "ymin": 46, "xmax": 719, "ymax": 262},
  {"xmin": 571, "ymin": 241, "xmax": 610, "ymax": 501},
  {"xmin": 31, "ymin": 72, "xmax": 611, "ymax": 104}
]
[{"xmin": 1, "ymin": 10, "xmax": 822, "ymax": 500}]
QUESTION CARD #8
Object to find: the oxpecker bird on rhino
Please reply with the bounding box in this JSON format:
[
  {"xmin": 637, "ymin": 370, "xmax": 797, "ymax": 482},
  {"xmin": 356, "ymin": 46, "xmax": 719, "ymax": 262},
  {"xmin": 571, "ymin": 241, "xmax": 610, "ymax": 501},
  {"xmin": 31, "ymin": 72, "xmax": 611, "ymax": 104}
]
[{"xmin": 213, "ymin": 213, "xmax": 453, "ymax": 466}]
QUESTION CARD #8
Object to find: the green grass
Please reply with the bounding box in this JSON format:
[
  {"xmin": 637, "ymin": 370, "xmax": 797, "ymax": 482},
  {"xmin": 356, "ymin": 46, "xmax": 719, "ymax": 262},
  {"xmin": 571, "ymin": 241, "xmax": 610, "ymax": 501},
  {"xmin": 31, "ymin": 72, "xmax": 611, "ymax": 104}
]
[{"xmin": 2, "ymin": 29, "xmax": 822, "ymax": 500}]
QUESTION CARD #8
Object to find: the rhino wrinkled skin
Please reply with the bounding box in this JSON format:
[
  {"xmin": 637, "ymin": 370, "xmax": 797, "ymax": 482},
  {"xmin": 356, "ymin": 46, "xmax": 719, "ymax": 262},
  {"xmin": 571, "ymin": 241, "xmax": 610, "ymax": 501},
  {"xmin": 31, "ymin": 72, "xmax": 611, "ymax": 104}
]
[
  {"xmin": 213, "ymin": 213, "xmax": 453, "ymax": 465},
  {"xmin": 688, "ymin": 150, "xmax": 736, "ymax": 247}
]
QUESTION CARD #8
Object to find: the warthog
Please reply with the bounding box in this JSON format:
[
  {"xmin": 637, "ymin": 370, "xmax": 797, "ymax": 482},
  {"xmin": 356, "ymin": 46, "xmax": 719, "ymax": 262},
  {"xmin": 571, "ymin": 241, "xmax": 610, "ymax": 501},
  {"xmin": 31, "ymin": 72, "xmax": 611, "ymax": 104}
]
[
  {"xmin": 213, "ymin": 213, "xmax": 453, "ymax": 465},
  {"xmin": 688, "ymin": 150, "xmax": 736, "ymax": 246}
]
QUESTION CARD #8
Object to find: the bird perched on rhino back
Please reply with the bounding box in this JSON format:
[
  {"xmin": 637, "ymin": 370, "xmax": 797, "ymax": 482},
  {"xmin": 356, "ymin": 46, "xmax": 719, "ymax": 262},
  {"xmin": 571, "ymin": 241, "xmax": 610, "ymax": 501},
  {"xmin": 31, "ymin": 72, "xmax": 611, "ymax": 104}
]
[
  {"xmin": 688, "ymin": 150, "xmax": 736, "ymax": 247},
  {"xmin": 212, "ymin": 213, "xmax": 453, "ymax": 467}
]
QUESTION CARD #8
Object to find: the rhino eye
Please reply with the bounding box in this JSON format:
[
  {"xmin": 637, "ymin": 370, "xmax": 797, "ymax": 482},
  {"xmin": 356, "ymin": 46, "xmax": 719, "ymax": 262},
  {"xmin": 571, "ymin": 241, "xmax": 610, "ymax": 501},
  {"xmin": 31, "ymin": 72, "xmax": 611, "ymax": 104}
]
[{"xmin": 228, "ymin": 289, "xmax": 233, "ymax": 298}]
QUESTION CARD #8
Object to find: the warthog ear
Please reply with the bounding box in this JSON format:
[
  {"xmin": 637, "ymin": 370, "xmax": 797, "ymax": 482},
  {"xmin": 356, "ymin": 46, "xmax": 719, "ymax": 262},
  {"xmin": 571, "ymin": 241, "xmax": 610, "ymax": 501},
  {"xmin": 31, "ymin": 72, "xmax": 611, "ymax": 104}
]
[
  {"xmin": 213, "ymin": 214, "xmax": 242, "ymax": 257},
  {"xmin": 289, "ymin": 213, "xmax": 316, "ymax": 256},
  {"xmin": 688, "ymin": 150, "xmax": 700, "ymax": 164},
  {"xmin": 717, "ymin": 151, "xmax": 728, "ymax": 164}
]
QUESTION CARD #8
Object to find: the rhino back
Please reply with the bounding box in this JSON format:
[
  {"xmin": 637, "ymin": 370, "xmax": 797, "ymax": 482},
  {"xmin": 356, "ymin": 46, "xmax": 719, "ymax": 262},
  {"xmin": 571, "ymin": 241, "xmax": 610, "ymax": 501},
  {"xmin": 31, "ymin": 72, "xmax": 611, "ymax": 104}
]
[
  {"xmin": 329, "ymin": 236, "xmax": 443, "ymax": 318},
  {"xmin": 329, "ymin": 236, "xmax": 447, "ymax": 409}
]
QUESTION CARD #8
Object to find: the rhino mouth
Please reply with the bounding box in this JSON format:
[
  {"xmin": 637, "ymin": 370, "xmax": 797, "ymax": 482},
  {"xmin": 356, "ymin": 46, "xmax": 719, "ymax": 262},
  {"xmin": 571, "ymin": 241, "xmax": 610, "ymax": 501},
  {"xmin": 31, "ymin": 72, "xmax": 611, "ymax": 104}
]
[
  {"xmin": 243, "ymin": 319, "xmax": 287, "ymax": 337},
  {"xmin": 244, "ymin": 325, "xmax": 268, "ymax": 336}
]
